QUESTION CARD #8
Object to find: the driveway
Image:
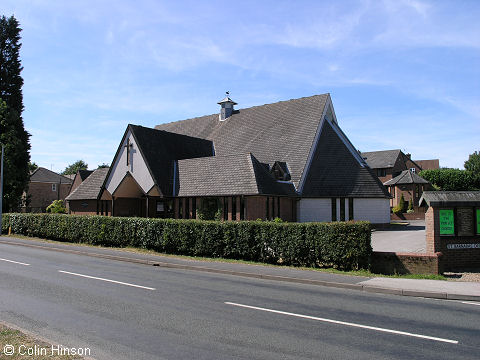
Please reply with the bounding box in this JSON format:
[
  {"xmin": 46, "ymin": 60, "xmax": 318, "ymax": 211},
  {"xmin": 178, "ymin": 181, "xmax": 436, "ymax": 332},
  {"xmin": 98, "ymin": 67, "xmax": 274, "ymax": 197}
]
[{"xmin": 371, "ymin": 220, "xmax": 426, "ymax": 253}]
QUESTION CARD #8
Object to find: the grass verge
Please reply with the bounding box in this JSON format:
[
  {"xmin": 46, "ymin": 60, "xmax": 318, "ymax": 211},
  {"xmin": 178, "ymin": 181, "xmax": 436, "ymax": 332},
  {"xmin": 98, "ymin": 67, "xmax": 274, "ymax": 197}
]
[
  {"xmin": 4, "ymin": 234, "xmax": 447, "ymax": 280},
  {"xmin": 0, "ymin": 323, "xmax": 83, "ymax": 359}
]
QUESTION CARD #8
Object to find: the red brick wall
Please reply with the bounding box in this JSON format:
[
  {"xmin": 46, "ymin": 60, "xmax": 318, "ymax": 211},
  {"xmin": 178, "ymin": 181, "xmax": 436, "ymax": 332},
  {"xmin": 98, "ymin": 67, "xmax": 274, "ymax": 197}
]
[
  {"xmin": 245, "ymin": 196, "xmax": 266, "ymax": 220},
  {"xmin": 69, "ymin": 200, "xmax": 98, "ymax": 215},
  {"xmin": 27, "ymin": 182, "xmax": 71, "ymax": 211},
  {"xmin": 426, "ymin": 206, "xmax": 480, "ymax": 270},
  {"xmin": 371, "ymin": 251, "xmax": 443, "ymax": 275},
  {"xmin": 245, "ymin": 196, "xmax": 296, "ymax": 221}
]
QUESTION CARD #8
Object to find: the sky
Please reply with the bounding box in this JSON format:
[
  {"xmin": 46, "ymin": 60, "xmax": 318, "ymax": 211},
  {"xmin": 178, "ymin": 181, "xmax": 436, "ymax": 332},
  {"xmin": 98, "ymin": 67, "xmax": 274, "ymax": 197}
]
[{"xmin": 2, "ymin": 0, "xmax": 479, "ymax": 173}]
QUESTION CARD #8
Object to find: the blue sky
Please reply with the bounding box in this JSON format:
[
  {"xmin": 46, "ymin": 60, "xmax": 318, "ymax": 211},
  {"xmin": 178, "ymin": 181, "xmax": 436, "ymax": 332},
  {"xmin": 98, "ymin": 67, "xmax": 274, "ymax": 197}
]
[{"xmin": 3, "ymin": 0, "xmax": 479, "ymax": 172}]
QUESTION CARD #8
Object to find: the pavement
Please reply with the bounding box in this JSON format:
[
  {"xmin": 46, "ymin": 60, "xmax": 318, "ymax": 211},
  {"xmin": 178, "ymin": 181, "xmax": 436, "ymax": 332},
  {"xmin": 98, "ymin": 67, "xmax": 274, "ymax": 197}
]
[
  {"xmin": 371, "ymin": 220, "xmax": 427, "ymax": 253},
  {"xmin": 1, "ymin": 235, "xmax": 479, "ymax": 301}
]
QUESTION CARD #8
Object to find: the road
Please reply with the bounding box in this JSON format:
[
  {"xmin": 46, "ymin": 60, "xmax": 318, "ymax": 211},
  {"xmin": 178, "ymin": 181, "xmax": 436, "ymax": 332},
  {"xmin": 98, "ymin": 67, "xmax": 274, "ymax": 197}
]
[{"xmin": 0, "ymin": 241, "xmax": 479, "ymax": 359}]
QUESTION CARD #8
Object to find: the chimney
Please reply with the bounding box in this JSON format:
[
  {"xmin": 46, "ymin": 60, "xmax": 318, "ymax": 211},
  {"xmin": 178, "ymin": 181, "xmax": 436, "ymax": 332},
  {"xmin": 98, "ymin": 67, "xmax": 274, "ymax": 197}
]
[
  {"xmin": 217, "ymin": 91, "xmax": 237, "ymax": 121},
  {"xmin": 406, "ymin": 153, "xmax": 411, "ymax": 159}
]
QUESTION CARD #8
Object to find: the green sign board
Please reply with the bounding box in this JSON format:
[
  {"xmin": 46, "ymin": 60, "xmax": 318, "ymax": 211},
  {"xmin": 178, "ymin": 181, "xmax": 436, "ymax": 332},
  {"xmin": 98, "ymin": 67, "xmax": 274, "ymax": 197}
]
[
  {"xmin": 439, "ymin": 209, "xmax": 455, "ymax": 235},
  {"xmin": 477, "ymin": 209, "xmax": 480, "ymax": 235}
]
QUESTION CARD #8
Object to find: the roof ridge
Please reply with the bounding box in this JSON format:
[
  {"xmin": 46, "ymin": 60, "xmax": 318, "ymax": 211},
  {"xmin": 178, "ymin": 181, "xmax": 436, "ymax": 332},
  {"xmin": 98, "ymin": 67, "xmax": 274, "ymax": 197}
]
[
  {"xmin": 177, "ymin": 152, "xmax": 255, "ymax": 162},
  {"xmin": 155, "ymin": 94, "xmax": 329, "ymax": 128}
]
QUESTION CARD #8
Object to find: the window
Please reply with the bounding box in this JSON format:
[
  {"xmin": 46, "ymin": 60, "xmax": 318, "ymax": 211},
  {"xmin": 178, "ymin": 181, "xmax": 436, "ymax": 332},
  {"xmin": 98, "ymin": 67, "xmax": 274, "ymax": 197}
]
[
  {"xmin": 348, "ymin": 198, "xmax": 354, "ymax": 220},
  {"xmin": 185, "ymin": 198, "xmax": 190, "ymax": 219},
  {"xmin": 223, "ymin": 197, "xmax": 228, "ymax": 220},
  {"xmin": 240, "ymin": 196, "xmax": 245, "ymax": 220},
  {"xmin": 178, "ymin": 199, "xmax": 183, "ymax": 219},
  {"xmin": 266, "ymin": 197, "xmax": 269, "ymax": 220},
  {"xmin": 331, "ymin": 198, "xmax": 337, "ymax": 221},
  {"xmin": 232, "ymin": 196, "xmax": 237, "ymax": 220},
  {"xmin": 340, "ymin": 198, "xmax": 345, "ymax": 221},
  {"xmin": 410, "ymin": 168, "xmax": 416, "ymax": 173},
  {"xmin": 52, "ymin": 184, "xmax": 57, "ymax": 192},
  {"xmin": 377, "ymin": 168, "xmax": 387, "ymax": 177}
]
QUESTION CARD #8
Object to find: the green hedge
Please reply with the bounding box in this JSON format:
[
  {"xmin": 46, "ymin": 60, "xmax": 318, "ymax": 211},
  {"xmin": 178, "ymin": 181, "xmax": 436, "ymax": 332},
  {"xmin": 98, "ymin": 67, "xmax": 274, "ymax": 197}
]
[{"xmin": 1, "ymin": 213, "xmax": 372, "ymax": 270}]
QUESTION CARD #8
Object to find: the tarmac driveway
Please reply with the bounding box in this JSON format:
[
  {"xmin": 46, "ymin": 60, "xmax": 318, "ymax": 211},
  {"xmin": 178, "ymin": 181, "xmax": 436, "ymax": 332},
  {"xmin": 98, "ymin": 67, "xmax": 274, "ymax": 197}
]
[{"xmin": 371, "ymin": 220, "xmax": 426, "ymax": 253}]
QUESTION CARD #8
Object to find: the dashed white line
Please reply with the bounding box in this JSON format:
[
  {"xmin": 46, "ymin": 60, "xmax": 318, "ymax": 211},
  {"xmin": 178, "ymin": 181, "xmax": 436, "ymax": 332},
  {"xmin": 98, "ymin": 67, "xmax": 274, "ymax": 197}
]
[
  {"xmin": 0, "ymin": 257, "xmax": 30, "ymax": 266},
  {"xmin": 225, "ymin": 302, "xmax": 459, "ymax": 344},
  {"xmin": 58, "ymin": 270, "xmax": 156, "ymax": 290},
  {"xmin": 461, "ymin": 301, "xmax": 480, "ymax": 306}
]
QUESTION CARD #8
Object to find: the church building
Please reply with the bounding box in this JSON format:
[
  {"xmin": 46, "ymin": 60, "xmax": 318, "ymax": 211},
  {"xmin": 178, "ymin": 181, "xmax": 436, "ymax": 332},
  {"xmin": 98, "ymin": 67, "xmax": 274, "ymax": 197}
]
[{"xmin": 66, "ymin": 93, "xmax": 391, "ymax": 224}]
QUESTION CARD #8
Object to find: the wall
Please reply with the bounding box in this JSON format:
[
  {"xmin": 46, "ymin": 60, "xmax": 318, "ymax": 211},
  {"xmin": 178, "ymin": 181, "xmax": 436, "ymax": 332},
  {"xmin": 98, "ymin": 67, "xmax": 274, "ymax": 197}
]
[
  {"xmin": 68, "ymin": 200, "xmax": 98, "ymax": 215},
  {"xmin": 245, "ymin": 196, "xmax": 266, "ymax": 220},
  {"xmin": 426, "ymin": 206, "xmax": 480, "ymax": 270},
  {"xmin": 371, "ymin": 252, "xmax": 443, "ymax": 275},
  {"xmin": 27, "ymin": 182, "xmax": 71, "ymax": 212},
  {"xmin": 297, "ymin": 198, "xmax": 331, "ymax": 222},
  {"xmin": 105, "ymin": 130, "xmax": 154, "ymax": 196},
  {"xmin": 353, "ymin": 198, "xmax": 390, "ymax": 224}
]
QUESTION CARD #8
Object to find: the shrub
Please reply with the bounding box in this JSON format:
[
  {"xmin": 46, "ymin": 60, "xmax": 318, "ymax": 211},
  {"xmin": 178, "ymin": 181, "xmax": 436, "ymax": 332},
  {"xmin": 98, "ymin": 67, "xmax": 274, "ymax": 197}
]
[
  {"xmin": 1, "ymin": 213, "xmax": 372, "ymax": 271},
  {"xmin": 393, "ymin": 194, "xmax": 406, "ymax": 214},
  {"xmin": 46, "ymin": 200, "xmax": 67, "ymax": 214},
  {"xmin": 407, "ymin": 199, "xmax": 413, "ymax": 211}
]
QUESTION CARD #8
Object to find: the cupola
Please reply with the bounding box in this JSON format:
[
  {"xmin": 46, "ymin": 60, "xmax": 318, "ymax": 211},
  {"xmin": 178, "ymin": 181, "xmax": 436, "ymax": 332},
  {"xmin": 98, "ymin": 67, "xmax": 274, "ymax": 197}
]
[{"xmin": 217, "ymin": 91, "xmax": 237, "ymax": 121}]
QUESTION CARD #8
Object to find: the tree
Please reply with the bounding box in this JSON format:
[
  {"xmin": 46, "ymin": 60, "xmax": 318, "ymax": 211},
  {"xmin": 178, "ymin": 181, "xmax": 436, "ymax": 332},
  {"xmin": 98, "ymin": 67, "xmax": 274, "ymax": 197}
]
[
  {"xmin": 97, "ymin": 163, "xmax": 109, "ymax": 169},
  {"xmin": 28, "ymin": 161, "xmax": 38, "ymax": 173},
  {"xmin": 464, "ymin": 151, "xmax": 480, "ymax": 174},
  {"xmin": 0, "ymin": 16, "xmax": 31, "ymax": 211},
  {"xmin": 62, "ymin": 160, "xmax": 88, "ymax": 175}
]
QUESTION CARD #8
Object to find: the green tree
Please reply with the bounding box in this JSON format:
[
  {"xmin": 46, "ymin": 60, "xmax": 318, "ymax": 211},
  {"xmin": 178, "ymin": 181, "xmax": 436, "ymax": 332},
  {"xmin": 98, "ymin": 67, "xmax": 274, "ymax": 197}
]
[
  {"xmin": 28, "ymin": 161, "xmax": 38, "ymax": 173},
  {"xmin": 97, "ymin": 163, "xmax": 109, "ymax": 169},
  {"xmin": 0, "ymin": 16, "xmax": 31, "ymax": 211},
  {"xmin": 464, "ymin": 151, "xmax": 480, "ymax": 174},
  {"xmin": 62, "ymin": 160, "xmax": 88, "ymax": 175}
]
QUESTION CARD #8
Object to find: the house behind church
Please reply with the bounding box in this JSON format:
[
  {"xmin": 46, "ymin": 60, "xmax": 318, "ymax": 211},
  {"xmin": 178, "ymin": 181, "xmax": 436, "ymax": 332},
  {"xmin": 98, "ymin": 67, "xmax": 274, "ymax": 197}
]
[{"xmin": 66, "ymin": 94, "xmax": 391, "ymax": 224}]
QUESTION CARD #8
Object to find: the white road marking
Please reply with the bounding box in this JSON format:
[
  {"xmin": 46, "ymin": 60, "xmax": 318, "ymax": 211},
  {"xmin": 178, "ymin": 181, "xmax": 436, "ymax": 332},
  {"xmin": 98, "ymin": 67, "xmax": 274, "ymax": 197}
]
[
  {"xmin": 461, "ymin": 301, "xmax": 480, "ymax": 306},
  {"xmin": 58, "ymin": 270, "xmax": 156, "ymax": 291},
  {"xmin": 225, "ymin": 302, "xmax": 459, "ymax": 344},
  {"xmin": 0, "ymin": 257, "xmax": 30, "ymax": 266}
]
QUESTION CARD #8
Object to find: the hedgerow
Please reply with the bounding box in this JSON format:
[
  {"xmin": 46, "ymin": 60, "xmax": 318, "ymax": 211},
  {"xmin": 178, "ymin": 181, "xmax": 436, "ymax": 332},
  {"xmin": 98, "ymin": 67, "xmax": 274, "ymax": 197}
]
[{"xmin": 1, "ymin": 213, "xmax": 372, "ymax": 270}]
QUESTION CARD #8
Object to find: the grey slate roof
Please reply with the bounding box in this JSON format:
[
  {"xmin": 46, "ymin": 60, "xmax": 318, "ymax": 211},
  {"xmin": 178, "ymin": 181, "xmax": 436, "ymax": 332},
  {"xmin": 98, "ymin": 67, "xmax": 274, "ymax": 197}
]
[
  {"xmin": 156, "ymin": 94, "xmax": 329, "ymax": 190},
  {"xmin": 77, "ymin": 170, "xmax": 93, "ymax": 182},
  {"xmin": 128, "ymin": 125, "xmax": 214, "ymax": 196},
  {"xmin": 419, "ymin": 191, "xmax": 480, "ymax": 207},
  {"xmin": 30, "ymin": 167, "xmax": 72, "ymax": 184},
  {"xmin": 361, "ymin": 149, "xmax": 402, "ymax": 169},
  {"xmin": 383, "ymin": 170, "xmax": 429, "ymax": 186},
  {"xmin": 176, "ymin": 153, "xmax": 296, "ymax": 197},
  {"xmin": 302, "ymin": 121, "xmax": 391, "ymax": 198},
  {"xmin": 66, "ymin": 168, "xmax": 109, "ymax": 200}
]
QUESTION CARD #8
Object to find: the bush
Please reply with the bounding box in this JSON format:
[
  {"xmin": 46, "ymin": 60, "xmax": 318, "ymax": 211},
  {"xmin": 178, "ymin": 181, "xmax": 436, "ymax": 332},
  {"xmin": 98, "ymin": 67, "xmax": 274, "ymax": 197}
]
[
  {"xmin": 1, "ymin": 213, "xmax": 372, "ymax": 270},
  {"xmin": 419, "ymin": 168, "xmax": 480, "ymax": 191},
  {"xmin": 407, "ymin": 199, "xmax": 413, "ymax": 211},
  {"xmin": 393, "ymin": 194, "xmax": 405, "ymax": 214},
  {"xmin": 46, "ymin": 200, "xmax": 67, "ymax": 214}
]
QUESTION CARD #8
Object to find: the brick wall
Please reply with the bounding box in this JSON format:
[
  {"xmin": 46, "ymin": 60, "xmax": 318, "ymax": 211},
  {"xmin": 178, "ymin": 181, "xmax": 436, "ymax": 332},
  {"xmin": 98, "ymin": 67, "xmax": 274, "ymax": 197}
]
[
  {"xmin": 69, "ymin": 200, "xmax": 98, "ymax": 215},
  {"xmin": 426, "ymin": 206, "xmax": 480, "ymax": 271},
  {"xmin": 371, "ymin": 251, "xmax": 443, "ymax": 275},
  {"xmin": 27, "ymin": 182, "xmax": 71, "ymax": 211}
]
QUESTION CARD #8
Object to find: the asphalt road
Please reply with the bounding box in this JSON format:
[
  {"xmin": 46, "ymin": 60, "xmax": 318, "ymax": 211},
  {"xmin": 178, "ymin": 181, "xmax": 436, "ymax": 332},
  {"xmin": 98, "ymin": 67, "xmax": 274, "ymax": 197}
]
[{"xmin": 0, "ymin": 242, "xmax": 479, "ymax": 360}]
